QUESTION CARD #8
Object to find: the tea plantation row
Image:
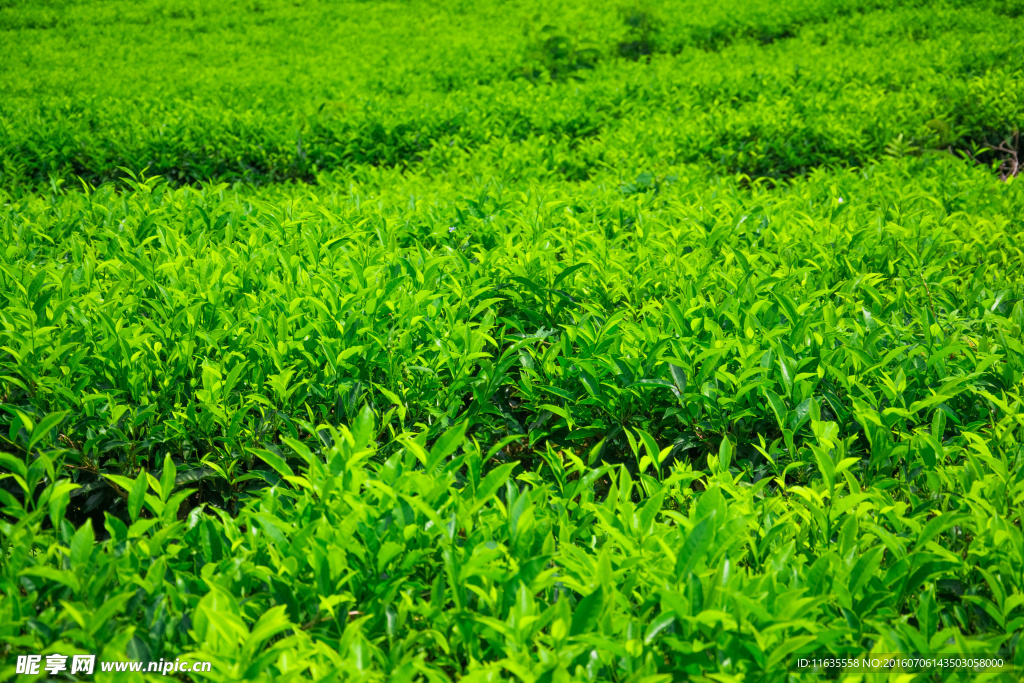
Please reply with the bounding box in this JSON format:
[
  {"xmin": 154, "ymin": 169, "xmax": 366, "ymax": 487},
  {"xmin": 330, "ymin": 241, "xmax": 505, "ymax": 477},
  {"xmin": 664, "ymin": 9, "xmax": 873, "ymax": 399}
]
[
  {"xmin": 3, "ymin": 154, "xmax": 1023, "ymax": 680},
  {"xmin": 1, "ymin": 0, "xmax": 1024, "ymax": 681},
  {"xmin": 2, "ymin": 0, "xmax": 1023, "ymax": 189}
]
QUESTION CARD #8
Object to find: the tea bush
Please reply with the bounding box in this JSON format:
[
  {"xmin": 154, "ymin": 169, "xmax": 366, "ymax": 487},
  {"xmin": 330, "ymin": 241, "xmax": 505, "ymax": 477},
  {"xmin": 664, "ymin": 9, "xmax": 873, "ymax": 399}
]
[
  {"xmin": 1, "ymin": 0, "xmax": 1024, "ymax": 681},
  {"xmin": 2, "ymin": 1, "xmax": 1023, "ymax": 189}
]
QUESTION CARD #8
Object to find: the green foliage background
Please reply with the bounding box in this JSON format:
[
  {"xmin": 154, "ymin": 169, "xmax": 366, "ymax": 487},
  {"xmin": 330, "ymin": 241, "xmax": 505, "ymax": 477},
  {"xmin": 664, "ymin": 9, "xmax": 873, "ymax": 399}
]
[{"xmin": 1, "ymin": 0, "xmax": 1023, "ymax": 681}]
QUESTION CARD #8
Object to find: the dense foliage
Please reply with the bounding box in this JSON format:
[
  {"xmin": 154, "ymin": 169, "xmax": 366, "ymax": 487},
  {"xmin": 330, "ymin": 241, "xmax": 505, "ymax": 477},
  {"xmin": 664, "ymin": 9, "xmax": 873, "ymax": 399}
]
[{"xmin": 1, "ymin": 0, "xmax": 1023, "ymax": 681}]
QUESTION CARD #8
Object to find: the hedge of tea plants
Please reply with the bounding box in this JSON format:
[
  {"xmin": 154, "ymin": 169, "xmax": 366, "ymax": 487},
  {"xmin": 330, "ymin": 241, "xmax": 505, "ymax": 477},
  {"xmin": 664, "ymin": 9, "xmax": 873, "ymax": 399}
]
[
  {"xmin": 3, "ymin": 0, "xmax": 1024, "ymax": 189},
  {"xmin": 1, "ymin": 1, "xmax": 1024, "ymax": 682}
]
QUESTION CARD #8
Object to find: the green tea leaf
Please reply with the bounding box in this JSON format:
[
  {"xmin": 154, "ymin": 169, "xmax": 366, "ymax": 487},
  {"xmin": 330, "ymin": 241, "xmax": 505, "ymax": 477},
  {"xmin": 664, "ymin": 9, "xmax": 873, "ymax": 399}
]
[
  {"xmin": 28, "ymin": 410, "xmax": 67, "ymax": 452},
  {"xmin": 128, "ymin": 470, "xmax": 148, "ymax": 522},
  {"xmin": 252, "ymin": 448, "xmax": 295, "ymax": 480},
  {"xmin": 643, "ymin": 611, "xmax": 676, "ymax": 644},
  {"xmin": 914, "ymin": 513, "xmax": 969, "ymax": 553},
  {"xmin": 675, "ymin": 513, "xmax": 715, "ymax": 579},
  {"xmin": 718, "ymin": 436, "xmax": 733, "ymax": 473},
  {"xmin": 475, "ymin": 461, "xmax": 519, "ymax": 506},
  {"xmin": 69, "ymin": 518, "xmax": 94, "ymax": 568},
  {"xmin": 570, "ymin": 586, "xmax": 604, "ymax": 637},
  {"xmin": 159, "ymin": 455, "xmax": 176, "ymax": 503},
  {"xmin": 429, "ymin": 420, "xmax": 468, "ymax": 471},
  {"xmin": 669, "ymin": 364, "xmax": 687, "ymax": 396}
]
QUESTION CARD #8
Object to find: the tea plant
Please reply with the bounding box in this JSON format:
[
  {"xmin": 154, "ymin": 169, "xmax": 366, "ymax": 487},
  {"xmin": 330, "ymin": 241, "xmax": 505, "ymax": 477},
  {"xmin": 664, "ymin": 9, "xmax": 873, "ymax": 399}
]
[
  {"xmin": 2, "ymin": 1, "xmax": 1023, "ymax": 189},
  {"xmin": 1, "ymin": 0, "xmax": 1024, "ymax": 681}
]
